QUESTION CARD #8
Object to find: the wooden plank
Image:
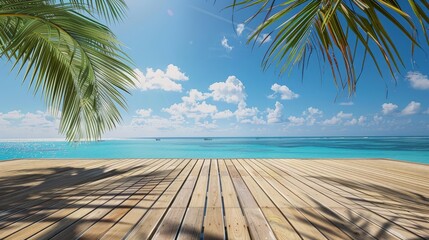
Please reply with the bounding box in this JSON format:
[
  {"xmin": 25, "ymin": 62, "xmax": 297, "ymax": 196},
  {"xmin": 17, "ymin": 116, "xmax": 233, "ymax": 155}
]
[
  {"xmin": 218, "ymin": 160, "xmax": 251, "ymax": 240},
  {"xmin": 177, "ymin": 208, "xmax": 205, "ymax": 240},
  {"xmin": 249, "ymin": 159, "xmax": 353, "ymax": 240},
  {"xmin": 289, "ymin": 159, "xmax": 428, "ymax": 239},
  {"xmin": 224, "ymin": 159, "xmax": 276, "ymax": 240},
  {"xmin": 125, "ymin": 159, "xmax": 196, "ymax": 239},
  {"xmin": 4, "ymin": 159, "xmax": 156, "ymax": 240},
  {"xmin": 232, "ymin": 159, "xmax": 301, "ymax": 240},
  {"xmin": 0, "ymin": 159, "xmax": 127, "ymax": 209},
  {"xmin": 176, "ymin": 160, "xmax": 210, "ymax": 239},
  {"xmin": 241, "ymin": 159, "xmax": 327, "ymax": 240},
  {"xmin": 0, "ymin": 158, "xmax": 139, "ymax": 225},
  {"xmin": 203, "ymin": 159, "xmax": 225, "ymax": 239},
  {"xmin": 98, "ymin": 159, "xmax": 189, "ymax": 240},
  {"xmin": 52, "ymin": 159, "xmax": 182, "ymax": 240},
  {"xmin": 0, "ymin": 159, "xmax": 148, "ymax": 238},
  {"xmin": 265, "ymin": 159, "xmax": 422, "ymax": 240},
  {"xmin": 1, "ymin": 158, "xmax": 427, "ymax": 240},
  {"xmin": 151, "ymin": 160, "xmax": 203, "ymax": 239}
]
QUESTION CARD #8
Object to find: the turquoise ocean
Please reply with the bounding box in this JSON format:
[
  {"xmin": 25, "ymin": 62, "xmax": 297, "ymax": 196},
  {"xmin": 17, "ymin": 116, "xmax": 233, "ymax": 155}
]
[{"xmin": 0, "ymin": 137, "xmax": 428, "ymax": 164}]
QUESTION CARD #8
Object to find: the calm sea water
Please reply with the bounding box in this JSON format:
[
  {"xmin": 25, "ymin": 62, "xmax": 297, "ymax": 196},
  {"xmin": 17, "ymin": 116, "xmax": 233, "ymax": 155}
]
[{"xmin": 0, "ymin": 137, "xmax": 428, "ymax": 164}]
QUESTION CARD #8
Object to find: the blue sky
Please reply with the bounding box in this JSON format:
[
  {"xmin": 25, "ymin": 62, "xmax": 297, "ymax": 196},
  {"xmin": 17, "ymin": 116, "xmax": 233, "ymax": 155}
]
[{"xmin": 1, "ymin": 0, "xmax": 429, "ymax": 139}]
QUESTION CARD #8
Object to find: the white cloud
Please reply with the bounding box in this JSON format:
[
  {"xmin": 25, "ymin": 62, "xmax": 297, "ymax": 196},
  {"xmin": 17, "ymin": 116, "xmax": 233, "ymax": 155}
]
[
  {"xmin": 304, "ymin": 107, "xmax": 323, "ymax": 117},
  {"xmin": 241, "ymin": 116, "xmax": 266, "ymax": 125},
  {"xmin": 382, "ymin": 103, "xmax": 398, "ymax": 115},
  {"xmin": 165, "ymin": 64, "xmax": 189, "ymax": 81},
  {"xmin": 236, "ymin": 23, "xmax": 245, "ymax": 36},
  {"xmin": 209, "ymin": 76, "xmax": 246, "ymax": 104},
  {"xmin": 406, "ymin": 71, "xmax": 429, "ymax": 90},
  {"xmin": 322, "ymin": 111, "xmax": 352, "ymax": 126},
  {"xmin": 322, "ymin": 116, "xmax": 341, "ymax": 125},
  {"xmin": 256, "ymin": 33, "xmax": 272, "ymax": 44},
  {"xmin": 401, "ymin": 101, "xmax": 421, "ymax": 115},
  {"xmin": 305, "ymin": 107, "xmax": 322, "ymax": 125},
  {"xmin": 221, "ymin": 36, "xmax": 233, "ymax": 51},
  {"xmin": 373, "ymin": 115, "xmax": 383, "ymax": 124},
  {"xmin": 212, "ymin": 110, "xmax": 234, "ymax": 119},
  {"xmin": 358, "ymin": 116, "xmax": 366, "ymax": 125},
  {"xmin": 182, "ymin": 89, "xmax": 210, "ymax": 103},
  {"xmin": 269, "ymin": 83, "xmax": 299, "ymax": 100},
  {"xmin": 235, "ymin": 102, "xmax": 259, "ymax": 122},
  {"xmin": 0, "ymin": 110, "xmax": 24, "ymax": 120},
  {"xmin": 133, "ymin": 64, "xmax": 189, "ymax": 92},
  {"xmin": 424, "ymin": 108, "xmax": 429, "ymax": 114},
  {"xmin": 344, "ymin": 118, "xmax": 358, "ymax": 126},
  {"xmin": 288, "ymin": 116, "xmax": 305, "ymax": 126},
  {"xmin": 131, "ymin": 115, "xmax": 183, "ymax": 130},
  {"xmin": 163, "ymin": 100, "xmax": 217, "ymax": 123},
  {"xmin": 340, "ymin": 101, "xmax": 354, "ymax": 106},
  {"xmin": 136, "ymin": 108, "xmax": 152, "ymax": 117},
  {"xmin": 0, "ymin": 110, "xmax": 60, "ymax": 138},
  {"xmin": 336, "ymin": 111, "xmax": 353, "ymax": 119},
  {"xmin": 267, "ymin": 101, "xmax": 283, "ymax": 124}
]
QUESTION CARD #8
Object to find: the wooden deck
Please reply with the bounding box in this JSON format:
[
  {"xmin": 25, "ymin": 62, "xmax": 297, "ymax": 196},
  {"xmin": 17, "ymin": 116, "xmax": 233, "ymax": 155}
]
[{"xmin": 0, "ymin": 159, "xmax": 428, "ymax": 239}]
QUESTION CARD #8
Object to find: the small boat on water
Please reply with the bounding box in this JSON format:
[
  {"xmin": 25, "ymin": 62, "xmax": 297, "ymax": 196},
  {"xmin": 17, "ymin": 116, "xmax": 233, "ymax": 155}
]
[
  {"xmin": 203, "ymin": 138, "xmax": 212, "ymax": 141},
  {"xmin": 155, "ymin": 138, "xmax": 161, "ymax": 141}
]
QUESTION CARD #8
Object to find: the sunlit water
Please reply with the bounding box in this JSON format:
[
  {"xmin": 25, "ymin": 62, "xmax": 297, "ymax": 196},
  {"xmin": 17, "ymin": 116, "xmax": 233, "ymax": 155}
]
[{"xmin": 0, "ymin": 137, "xmax": 428, "ymax": 164}]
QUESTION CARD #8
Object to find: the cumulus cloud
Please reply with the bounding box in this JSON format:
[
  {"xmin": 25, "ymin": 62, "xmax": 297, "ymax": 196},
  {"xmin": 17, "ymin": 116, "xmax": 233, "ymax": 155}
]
[
  {"xmin": 241, "ymin": 116, "xmax": 266, "ymax": 125},
  {"xmin": 267, "ymin": 101, "xmax": 283, "ymax": 124},
  {"xmin": 344, "ymin": 118, "xmax": 358, "ymax": 126},
  {"xmin": 401, "ymin": 101, "xmax": 421, "ymax": 115},
  {"xmin": 133, "ymin": 64, "xmax": 189, "ymax": 92},
  {"xmin": 235, "ymin": 102, "xmax": 259, "ymax": 122},
  {"xmin": 286, "ymin": 107, "xmax": 323, "ymax": 126},
  {"xmin": 236, "ymin": 23, "xmax": 245, "ymax": 36},
  {"xmin": 304, "ymin": 107, "xmax": 323, "ymax": 117},
  {"xmin": 221, "ymin": 36, "xmax": 233, "ymax": 51},
  {"xmin": 358, "ymin": 116, "xmax": 366, "ymax": 125},
  {"xmin": 212, "ymin": 110, "xmax": 234, "ymax": 119},
  {"xmin": 131, "ymin": 115, "xmax": 183, "ymax": 130},
  {"xmin": 382, "ymin": 103, "xmax": 398, "ymax": 115},
  {"xmin": 322, "ymin": 116, "xmax": 341, "ymax": 125},
  {"xmin": 0, "ymin": 110, "xmax": 24, "ymax": 120},
  {"xmin": 163, "ymin": 98, "xmax": 217, "ymax": 123},
  {"xmin": 0, "ymin": 110, "xmax": 61, "ymax": 138},
  {"xmin": 182, "ymin": 89, "xmax": 210, "ymax": 103},
  {"xmin": 302, "ymin": 107, "xmax": 323, "ymax": 125},
  {"xmin": 209, "ymin": 76, "xmax": 246, "ymax": 104},
  {"xmin": 136, "ymin": 108, "xmax": 152, "ymax": 117},
  {"xmin": 424, "ymin": 108, "xmax": 429, "ymax": 114},
  {"xmin": 269, "ymin": 83, "xmax": 299, "ymax": 100},
  {"xmin": 406, "ymin": 71, "xmax": 429, "ymax": 90},
  {"xmin": 336, "ymin": 111, "xmax": 353, "ymax": 119},
  {"xmin": 288, "ymin": 116, "xmax": 305, "ymax": 126},
  {"xmin": 322, "ymin": 111, "xmax": 353, "ymax": 125},
  {"xmin": 373, "ymin": 115, "xmax": 383, "ymax": 124}
]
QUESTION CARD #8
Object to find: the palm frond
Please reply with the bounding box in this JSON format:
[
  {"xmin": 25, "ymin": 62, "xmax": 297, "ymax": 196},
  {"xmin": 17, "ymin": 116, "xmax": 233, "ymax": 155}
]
[
  {"xmin": 0, "ymin": 0, "xmax": 135, "ymax": 141},
  {"xmin": 230, "ymin": 0, "xmax": 429, "ymax": 93}
]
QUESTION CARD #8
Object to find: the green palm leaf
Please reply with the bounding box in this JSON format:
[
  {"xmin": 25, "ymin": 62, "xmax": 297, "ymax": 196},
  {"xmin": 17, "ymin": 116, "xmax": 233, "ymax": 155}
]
[
  {"xmin": 0, "ymin": 0, "xmax": 135, "ymax": 141},
  {"xmin": 230, "ymin": 0, "xmax": 429, "ymax": 93}
]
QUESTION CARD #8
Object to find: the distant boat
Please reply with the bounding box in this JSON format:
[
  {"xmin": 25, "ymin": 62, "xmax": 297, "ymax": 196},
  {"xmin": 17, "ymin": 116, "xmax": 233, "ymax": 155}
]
[
  {"xmin": 155, "ymin": 138, "xmax": 161, "ymax": 141},
  {"xmin": 203, "ymin": 138, "xmax": 212, "ymax": 141}
]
